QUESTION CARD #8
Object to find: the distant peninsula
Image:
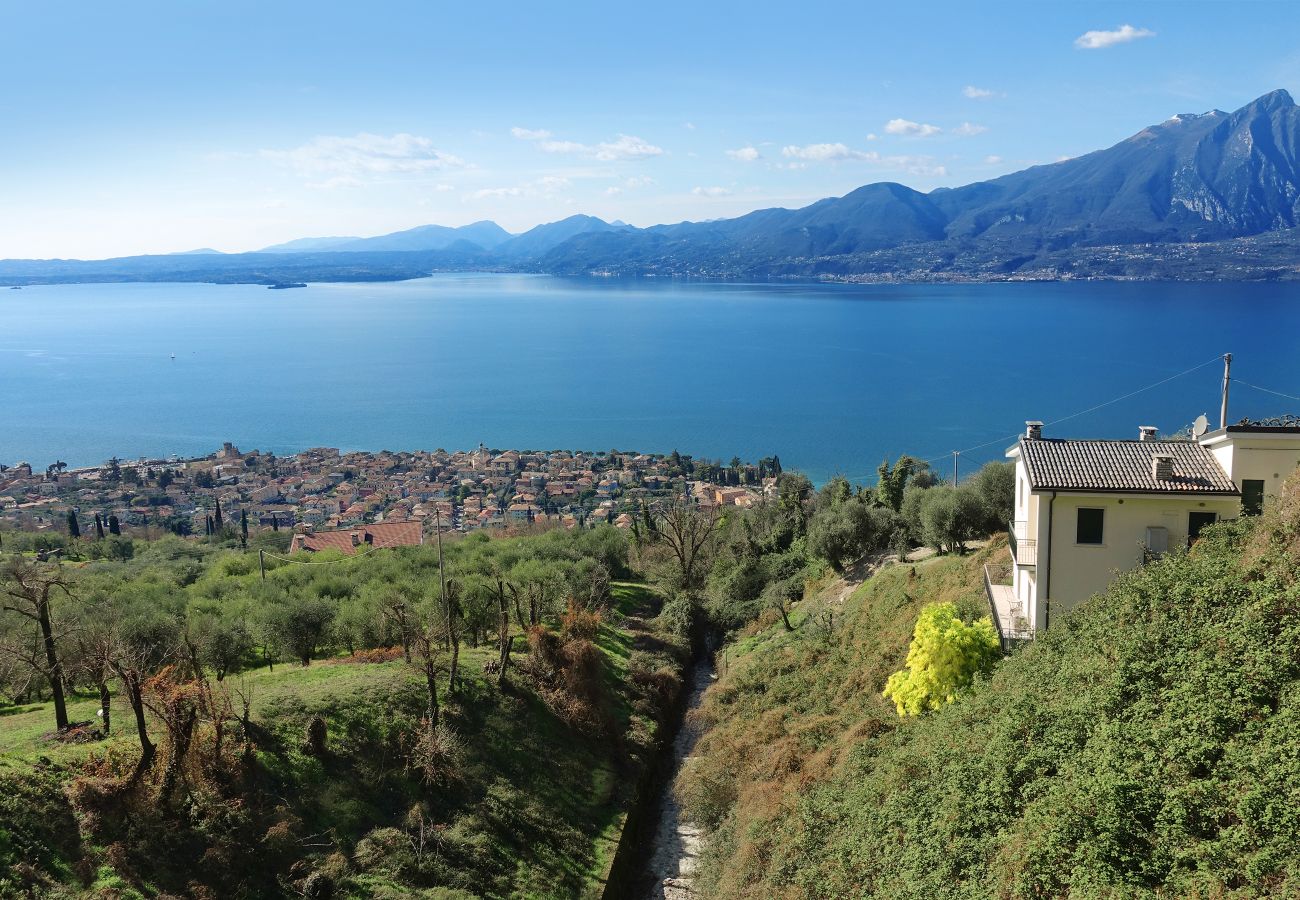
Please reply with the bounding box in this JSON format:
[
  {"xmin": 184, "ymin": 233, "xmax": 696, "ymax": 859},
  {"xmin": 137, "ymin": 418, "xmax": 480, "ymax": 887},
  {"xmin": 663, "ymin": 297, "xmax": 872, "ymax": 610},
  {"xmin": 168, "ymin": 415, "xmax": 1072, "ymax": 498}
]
[{"xmin": 5, "ymin": 90, "xmax": 1300, "ymax": 287}]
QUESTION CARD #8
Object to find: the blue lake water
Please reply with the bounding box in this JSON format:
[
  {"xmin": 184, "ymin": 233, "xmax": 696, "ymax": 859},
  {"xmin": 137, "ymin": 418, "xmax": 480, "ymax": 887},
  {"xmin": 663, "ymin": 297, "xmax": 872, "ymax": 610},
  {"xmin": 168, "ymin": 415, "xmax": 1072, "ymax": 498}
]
[{"xmin": 2, "ymin": 275, "xmax": 1298, "ymax": 484}]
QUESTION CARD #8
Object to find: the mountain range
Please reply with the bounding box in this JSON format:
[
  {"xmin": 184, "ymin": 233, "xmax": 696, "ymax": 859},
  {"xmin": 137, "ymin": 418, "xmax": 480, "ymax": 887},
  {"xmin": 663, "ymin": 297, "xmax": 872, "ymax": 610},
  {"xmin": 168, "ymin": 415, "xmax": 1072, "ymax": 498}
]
[{"xmin": 4, "ymin": 89, "xmax": 1300, "ymax": 285}]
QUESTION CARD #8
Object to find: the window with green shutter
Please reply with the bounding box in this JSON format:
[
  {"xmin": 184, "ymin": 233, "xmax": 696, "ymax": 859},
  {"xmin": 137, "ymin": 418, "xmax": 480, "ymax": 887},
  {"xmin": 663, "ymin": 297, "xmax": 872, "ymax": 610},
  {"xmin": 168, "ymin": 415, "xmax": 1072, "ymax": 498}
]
[
  {"xmin": 1242, "ymin": 479, "xmax": 1265, "ymax": 516},
  {"xmin": 1076, "ymin": 507, "xmax": 1104, "ymax": 545}
]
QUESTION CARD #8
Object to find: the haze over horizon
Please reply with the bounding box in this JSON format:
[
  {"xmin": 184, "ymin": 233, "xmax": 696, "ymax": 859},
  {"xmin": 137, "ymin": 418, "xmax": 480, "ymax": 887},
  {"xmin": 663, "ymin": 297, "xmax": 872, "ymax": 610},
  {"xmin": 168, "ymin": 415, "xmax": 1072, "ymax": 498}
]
[{"xmin": 6, "ymin": 1, "xmax": 1300, "ymax": 259}]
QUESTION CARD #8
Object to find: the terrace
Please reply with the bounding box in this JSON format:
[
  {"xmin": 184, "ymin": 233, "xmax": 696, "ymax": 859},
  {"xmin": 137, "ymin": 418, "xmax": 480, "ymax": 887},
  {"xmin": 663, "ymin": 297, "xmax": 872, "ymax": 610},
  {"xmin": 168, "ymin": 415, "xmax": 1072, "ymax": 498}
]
[{"xmin": 983, "ymin": 560, "xmax": 1034, "ymax": 652}]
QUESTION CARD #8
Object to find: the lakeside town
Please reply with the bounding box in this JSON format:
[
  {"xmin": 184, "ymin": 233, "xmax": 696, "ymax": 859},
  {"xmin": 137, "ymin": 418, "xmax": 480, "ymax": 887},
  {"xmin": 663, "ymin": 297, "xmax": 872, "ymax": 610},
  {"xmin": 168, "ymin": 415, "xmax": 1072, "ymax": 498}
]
[{"xmin": 0, "ymin": 442, "xmax": 784, "ymax": 549}]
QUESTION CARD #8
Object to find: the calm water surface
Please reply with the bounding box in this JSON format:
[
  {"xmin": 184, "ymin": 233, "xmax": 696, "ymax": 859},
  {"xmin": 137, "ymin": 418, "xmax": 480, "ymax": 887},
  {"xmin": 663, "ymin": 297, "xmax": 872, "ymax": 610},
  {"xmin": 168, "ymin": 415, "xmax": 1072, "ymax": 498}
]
[{"xmin": 2, "ymin": 275, "xmax": 1298, "ymax": 483}]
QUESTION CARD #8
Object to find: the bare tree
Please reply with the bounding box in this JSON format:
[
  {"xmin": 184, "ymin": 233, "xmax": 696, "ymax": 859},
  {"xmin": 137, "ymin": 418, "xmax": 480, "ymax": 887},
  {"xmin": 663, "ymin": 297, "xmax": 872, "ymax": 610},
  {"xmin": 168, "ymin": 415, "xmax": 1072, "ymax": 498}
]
[
  {"xmin": 1, "ymin": 557, "xmax": 75, "ymax": 730},
  {"xmin": 443, "ymin": 578, "xmax": 462, "ymax": 693},
  {"xmin": 491, "ymin": 572, "xmax": 513, "ymax": 685},
  {"xmin": 109, "ymin": 638, "xmax": 159, "ymax": 780},
  {"xmin": 379, "ymin": 588, "xmax": 415, "ymax": 663},
  {"xmin": 656, "ymin": 499, "xmax": 722, "ymax": 597}
]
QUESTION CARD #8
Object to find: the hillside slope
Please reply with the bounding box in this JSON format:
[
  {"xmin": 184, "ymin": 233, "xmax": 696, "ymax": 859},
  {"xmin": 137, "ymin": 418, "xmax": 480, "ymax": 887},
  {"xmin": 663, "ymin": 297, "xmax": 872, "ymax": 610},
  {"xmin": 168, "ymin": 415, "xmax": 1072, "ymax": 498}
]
[
  {"xmin": 679, "ymin": 482, "xmax": 1300, "ymax": 898},
  {"xmin": 0, "ymin": 531, "xmax": 688, "ymax": 900}
]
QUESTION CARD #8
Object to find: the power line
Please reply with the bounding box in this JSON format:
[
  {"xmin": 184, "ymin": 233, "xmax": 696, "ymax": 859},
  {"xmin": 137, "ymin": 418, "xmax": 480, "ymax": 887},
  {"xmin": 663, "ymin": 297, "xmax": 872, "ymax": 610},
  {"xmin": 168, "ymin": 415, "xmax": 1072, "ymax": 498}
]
[
  {"xmin": 1234, "ymin": 378, "xmax": 1300, "ymax": 403},
  {"xmin": 850, "ymin": 354, "xmax": 1227, "ymax": 480},
  {"xmin": 261, "ymin": 544, "xmax": 388, "ymax": 566}
]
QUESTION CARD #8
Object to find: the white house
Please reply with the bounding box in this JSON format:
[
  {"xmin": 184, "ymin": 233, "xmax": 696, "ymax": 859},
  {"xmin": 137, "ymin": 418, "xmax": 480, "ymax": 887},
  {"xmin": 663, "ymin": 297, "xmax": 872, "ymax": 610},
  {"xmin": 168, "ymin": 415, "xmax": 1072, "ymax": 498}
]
[{"xmin": 991, "ymin": 418, "xmax": 1300, "ymax": 646}]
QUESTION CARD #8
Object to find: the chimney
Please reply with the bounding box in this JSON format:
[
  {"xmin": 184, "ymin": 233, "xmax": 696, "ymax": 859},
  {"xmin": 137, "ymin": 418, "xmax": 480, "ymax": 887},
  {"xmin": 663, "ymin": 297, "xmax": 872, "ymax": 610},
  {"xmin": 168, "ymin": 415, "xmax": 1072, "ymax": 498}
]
[
  {"xmin": 1152, "ymin": 454, "xmax": 1174, "ymax": 481},
  {"xmin": 1025, "ymin": 420, "xmax": 1043, "ymax": 440},
  {"xmin": 1138, "ymin": 426, "xmax": 1158, "ymax": 442}
]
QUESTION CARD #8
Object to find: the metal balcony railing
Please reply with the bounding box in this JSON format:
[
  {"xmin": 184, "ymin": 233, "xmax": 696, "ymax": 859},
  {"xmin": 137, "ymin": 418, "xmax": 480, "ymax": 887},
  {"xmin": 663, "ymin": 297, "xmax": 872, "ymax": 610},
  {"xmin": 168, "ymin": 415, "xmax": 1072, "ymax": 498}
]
[
  {"xmin": 1009, "ymin": 520, "xmax": 1037, "ymax": 566},
  {"xmin": 983, "ymin": 561, "xmax": 1034, "ymax": 652}
]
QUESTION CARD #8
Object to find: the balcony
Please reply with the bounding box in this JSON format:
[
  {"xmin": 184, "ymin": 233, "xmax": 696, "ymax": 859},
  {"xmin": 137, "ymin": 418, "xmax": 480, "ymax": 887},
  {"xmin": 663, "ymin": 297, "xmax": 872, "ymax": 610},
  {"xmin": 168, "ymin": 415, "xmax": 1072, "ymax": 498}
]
[
  {"xmin": 1009, "ymin": 520, "xmax": 1037, "ymax": 567},
  {"xmin": 984, "ymin": 561, "xmax": 1034, "ymax": 652}
]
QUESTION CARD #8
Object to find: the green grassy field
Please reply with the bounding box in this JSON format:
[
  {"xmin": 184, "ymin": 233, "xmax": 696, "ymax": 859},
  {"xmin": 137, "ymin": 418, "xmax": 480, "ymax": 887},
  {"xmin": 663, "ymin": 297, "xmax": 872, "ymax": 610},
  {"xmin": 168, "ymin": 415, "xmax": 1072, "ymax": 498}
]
[{"xmin": 1, "ymin": 580, "xmax": 686, "ymax": 900}]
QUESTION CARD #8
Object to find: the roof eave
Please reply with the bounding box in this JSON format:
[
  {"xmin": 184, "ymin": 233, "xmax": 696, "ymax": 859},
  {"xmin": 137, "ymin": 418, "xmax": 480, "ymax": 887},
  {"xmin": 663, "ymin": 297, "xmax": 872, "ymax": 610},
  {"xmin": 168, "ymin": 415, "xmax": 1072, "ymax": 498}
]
[{"xmin": 1025, "ymin": 485, "xmax": 1241, "ymax": 497}]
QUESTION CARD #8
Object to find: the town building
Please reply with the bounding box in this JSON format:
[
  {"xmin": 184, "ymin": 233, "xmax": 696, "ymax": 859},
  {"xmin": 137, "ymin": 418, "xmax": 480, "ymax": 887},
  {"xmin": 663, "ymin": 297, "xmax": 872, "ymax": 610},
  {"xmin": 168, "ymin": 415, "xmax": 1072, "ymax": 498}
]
[
  {"xmin": 289, "ymin": 521, "xmax": 424, "ymax": 554},
  {"xmin": 991, "ymin": 418, "xmax": 1300, "ymax": 647}
]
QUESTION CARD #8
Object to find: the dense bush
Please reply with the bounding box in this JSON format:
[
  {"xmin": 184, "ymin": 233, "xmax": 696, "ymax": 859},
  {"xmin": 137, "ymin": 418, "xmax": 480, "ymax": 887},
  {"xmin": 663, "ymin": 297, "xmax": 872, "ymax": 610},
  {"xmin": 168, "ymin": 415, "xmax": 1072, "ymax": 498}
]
[
  {"xmin": 682, "ymin": 472, "xmax": 1300, "ymax": 898},
  {"xmin": 881, "ymin": 601, "xmax": 1001, "ymax": 715}
]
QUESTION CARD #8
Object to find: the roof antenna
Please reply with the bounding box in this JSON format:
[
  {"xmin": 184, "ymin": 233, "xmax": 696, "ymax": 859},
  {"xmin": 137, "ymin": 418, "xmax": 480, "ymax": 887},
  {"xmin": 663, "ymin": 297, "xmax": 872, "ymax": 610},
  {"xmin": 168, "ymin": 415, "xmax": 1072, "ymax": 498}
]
[{"xmin": 1219, "ymin": 353, "xmax": 1232, "ymax": 429}]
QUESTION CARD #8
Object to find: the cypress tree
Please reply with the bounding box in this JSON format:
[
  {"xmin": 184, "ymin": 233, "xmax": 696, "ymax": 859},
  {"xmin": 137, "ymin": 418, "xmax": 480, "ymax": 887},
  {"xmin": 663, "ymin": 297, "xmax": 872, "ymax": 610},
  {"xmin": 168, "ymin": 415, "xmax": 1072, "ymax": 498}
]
[
  {"xmin": 66, "ymin": 510, "xmax": 80, "ymax": 538},
  {"xmin": 271, "ymin": 514, "xmax": 279, "ymax": 531},
  {"xmin": 108, "ymin": 514, "xmax": 120, "ymax": 535},
  {"xmin": 94, "ymin": 513, "xmax": 105, "ymax": 540},
  {"xmin": 240, "ymin": 509, "xmax": 249, "ymax": 548},
  {"xmin": 214, "ymin": 499, "xmax": 223, "ymax": 530}
]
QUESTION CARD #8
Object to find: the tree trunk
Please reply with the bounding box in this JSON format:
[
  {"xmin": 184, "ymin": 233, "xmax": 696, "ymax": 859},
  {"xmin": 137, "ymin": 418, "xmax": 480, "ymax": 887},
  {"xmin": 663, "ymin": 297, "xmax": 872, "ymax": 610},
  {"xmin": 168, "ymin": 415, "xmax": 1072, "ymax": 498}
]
[
  {"xmin": 98, "ymin": 680, "xmax": 111, "ymax": 734},
  {"xmin": 497, "ymin": 587, "xmax": 511, "ymax": 685},
  {"xmin": 159, "ymin": 706, "xmax": 197, "ymax": 802},
  {"xmin": 37, "ymin": 599, "xmax": 69, "ymax": 730},
  {"xmin": 779, "ymin": 604, "xmax": 793, "ymax": 632},
  {"xmin": 124, "ymin": 673, "xmax": 155, "ymax": 779},
  {"xmin": 423, "ymin": 654, "xmax": 439, "ymax": 732},
  {"xmin": 449, "ymin": 631, "xmax": 460, "ymax": 694}
]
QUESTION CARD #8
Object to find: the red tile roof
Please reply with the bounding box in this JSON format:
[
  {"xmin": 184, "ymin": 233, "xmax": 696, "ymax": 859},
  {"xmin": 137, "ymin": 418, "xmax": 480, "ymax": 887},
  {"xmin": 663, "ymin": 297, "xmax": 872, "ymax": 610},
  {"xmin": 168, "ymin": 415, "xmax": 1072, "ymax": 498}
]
[
  {"xmin": 1018, "ymin": 438, "xmax": 1239, "ymax": 494},
  {"xmin": 290, "ymin": 520, "xmax": 423, "ymax": 555}
]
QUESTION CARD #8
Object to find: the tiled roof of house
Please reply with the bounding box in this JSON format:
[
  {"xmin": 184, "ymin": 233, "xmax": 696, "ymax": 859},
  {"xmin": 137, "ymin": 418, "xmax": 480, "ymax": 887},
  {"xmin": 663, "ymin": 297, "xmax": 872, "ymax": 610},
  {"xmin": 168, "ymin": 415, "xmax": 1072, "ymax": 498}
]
[
  {"xmin": 1018, "ymin": 438, "xmax": 1239, "ymax": 494},
  {"xmin": 290, "ymin": 520, "xmax": 423, "ymax": 554}
]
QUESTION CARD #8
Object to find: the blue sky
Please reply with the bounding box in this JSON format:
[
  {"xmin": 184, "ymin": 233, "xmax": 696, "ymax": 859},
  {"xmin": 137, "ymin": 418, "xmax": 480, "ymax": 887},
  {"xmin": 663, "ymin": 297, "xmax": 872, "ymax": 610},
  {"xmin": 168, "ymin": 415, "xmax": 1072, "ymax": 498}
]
[{"xmin": 3, "ymin": 0, "xmax": 1298, "ymax": 258}]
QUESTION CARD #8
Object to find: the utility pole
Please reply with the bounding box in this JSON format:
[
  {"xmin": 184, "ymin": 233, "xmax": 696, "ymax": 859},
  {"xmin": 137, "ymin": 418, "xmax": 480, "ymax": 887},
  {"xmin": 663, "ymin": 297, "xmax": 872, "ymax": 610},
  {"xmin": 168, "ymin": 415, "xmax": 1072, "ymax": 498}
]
[
  {"xmin": 952, "ymin": 450, "xmax": 959, "ymax": 485},
  {"xmin": 434, "ymin": 503, "xmax": 450, "ymax": 652},
  {"xmin": 1220, "ymin": 353, "xmax": 1232, "ymax": 429}
]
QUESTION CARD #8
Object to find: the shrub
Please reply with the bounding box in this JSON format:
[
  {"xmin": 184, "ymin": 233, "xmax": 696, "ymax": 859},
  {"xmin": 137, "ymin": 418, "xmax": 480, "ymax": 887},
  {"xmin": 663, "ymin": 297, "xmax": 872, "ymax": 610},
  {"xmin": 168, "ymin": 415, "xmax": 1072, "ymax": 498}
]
[
  {"xmin": 881, "ymin": 601, "xmax": 1000, "ymax": 716},
  {"xmin": 560, "ymin": 598, "xmax": 601, "ymax": 641}
]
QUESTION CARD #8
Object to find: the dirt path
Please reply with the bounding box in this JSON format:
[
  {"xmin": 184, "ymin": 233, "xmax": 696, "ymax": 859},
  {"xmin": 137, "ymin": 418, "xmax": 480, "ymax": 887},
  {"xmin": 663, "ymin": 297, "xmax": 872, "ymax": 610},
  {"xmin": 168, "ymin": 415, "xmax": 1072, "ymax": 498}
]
[
  {"xmin": 640, "ymin": 657, "xmax": 716, "ymax": 899},
  {"xmin": 832, "ymin": 540, "xmax": 990, "ymax": 604}
]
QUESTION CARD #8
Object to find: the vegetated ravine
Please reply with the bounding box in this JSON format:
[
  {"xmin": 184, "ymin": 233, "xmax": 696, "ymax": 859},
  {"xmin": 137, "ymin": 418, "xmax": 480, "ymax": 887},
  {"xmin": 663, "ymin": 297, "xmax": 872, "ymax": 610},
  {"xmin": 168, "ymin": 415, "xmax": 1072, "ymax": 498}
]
[{"xmin": 638, "ymin": 653, "xmax": 715, "ymax": 899}]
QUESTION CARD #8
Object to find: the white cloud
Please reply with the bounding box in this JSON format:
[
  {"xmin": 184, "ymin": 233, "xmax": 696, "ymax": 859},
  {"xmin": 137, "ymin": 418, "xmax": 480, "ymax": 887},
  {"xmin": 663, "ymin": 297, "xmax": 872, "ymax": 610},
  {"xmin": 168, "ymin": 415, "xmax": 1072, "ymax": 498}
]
[
  {"xmin": 261, "ymin": 133, "xmax": 464, "ymax": 185},
  {"xmin": 534, "ymin": 176, "xmax": 572, "ymax": 193},
  {"xmin": 510, "ymin": 126, "xmax": 553, "ymax": 140},
  {"xmin": 624, "ymin": 175, "xmax": 656, "ymax": 188},
  {"xmin": 963, "ymin": 85, "xmax": 995, "ymax": 99},
  {"xmin": 684, "ymin": 122, "xmax": 696, "ymax": 130},
  {"xmin": 984, "ymin": 155, "xmax": 1003, "ymax": 165},
  {"xmin": 535, "ymin": 139, "xmax": 587, "ymax": 154},
  {"xmin": 884, "ymin": 118, "xmax": 942, "ymax": 137},
  {"xmin": 434, "ymin": 184, "xmax": 455, "ymax": 192},
  {"xmin": 866, "ymin": 133, "xmax": 878, "ymax": 141},
  {"xmin": 782, "ymin": 142, "xmax": 874, "ymax": 161},
  {"xmin": 604, "ymin": 186, "xmax": 623, "ymax": 196},
  {"xmin": 692, "ymin": 186, "xmax": 730, "ymax": 197},
  {"xmin": 726, "ymin": 146, "xmax": 761, "ymax": 161},
  {"xmin": 1074, "ymin": 24, "xmax": 1155, "ymax": 49},
  {"xmin": 592, "ymin": 134, "xmax": 664, "ymax": 161},
  {"xmin": 517, "ymin": 129, "xmax": 665, "ymax": 161},
  {"xmin": 780, "ymin": 143, "xmax": 947, "ymax": 176},
  {"xmin": 470, "ymin": 176, "xmax": 571, "ymax": 201},
  {"xmin": 952, "ymin": 122, "xmax": 989, "ymax": 137}
]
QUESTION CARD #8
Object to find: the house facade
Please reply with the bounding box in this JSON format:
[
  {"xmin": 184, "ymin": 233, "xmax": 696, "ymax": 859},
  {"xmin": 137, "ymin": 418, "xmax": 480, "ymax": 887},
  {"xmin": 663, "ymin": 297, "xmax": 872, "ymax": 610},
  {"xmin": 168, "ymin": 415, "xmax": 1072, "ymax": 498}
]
[{"xmin": 995, "ymin": 419, "xmax": 1300, "ymax": 643}]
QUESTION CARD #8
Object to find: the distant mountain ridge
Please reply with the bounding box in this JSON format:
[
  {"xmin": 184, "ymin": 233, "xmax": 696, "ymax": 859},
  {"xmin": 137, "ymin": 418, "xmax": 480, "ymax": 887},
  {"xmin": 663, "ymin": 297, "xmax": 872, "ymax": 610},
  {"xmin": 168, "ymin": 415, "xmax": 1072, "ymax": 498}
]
[
  {"xmin": 259, "ymin": 220, "xmax": 513, "ymax": 254},
  {"xmin": 5, "ymin": 90, "xmax": 1300, "ymax": 284},
  {"xmin": 538, "ymin": 89, "xmax": 1300, "ymax": 276}
]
